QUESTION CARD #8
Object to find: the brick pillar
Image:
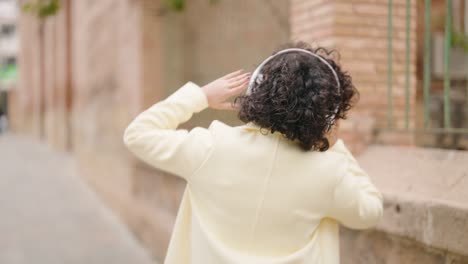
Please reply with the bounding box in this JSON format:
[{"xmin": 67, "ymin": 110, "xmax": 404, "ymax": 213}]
[
  {"xmin": 15, "ymin": 11, "xmax": 42, "ymax": 138},
  {"xmin": 290, "ymin": 0, "xmax": 417, "ymax": 152}
]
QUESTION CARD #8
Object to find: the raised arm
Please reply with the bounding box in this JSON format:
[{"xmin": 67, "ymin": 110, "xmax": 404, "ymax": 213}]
[
  {"xmin": 328, "ymin": 142, "xmax": 383, "ymax": 229},
  {"xmin": 123, "ymin": 70, "xmax": 250, "ymax": 180},
  {"xmin": 123, "ymin": 82, "xmax": 213, "ymax": 180}
]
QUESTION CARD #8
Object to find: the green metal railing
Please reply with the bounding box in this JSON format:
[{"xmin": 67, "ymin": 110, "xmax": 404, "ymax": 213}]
[
  {"xmin": 423, "ymin": 0, "xmax": 432, "ymax": 129},
  {"xmin": 443, "ymin": 0, "xmax": 452, "ymax": 129},
  {"xmin": 387, "ymin": 0, "xmax": 468, "ymax": 135}
]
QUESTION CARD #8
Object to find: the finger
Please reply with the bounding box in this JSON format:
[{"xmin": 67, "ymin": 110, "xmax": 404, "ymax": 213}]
[
  {"xmin": 228, "ymin": 75, "xmax": 250, "ymax": 88},
  {"xmin": 228, "ymin": 72, "xmax": 251, "ymax": 83},
  {"xmin": 222, "ymin": 69, "xmax": 244, "ymax": 80},
  {"xmin": 228, "ymin": 80, "xmax": 249, "ymax": 96},
  {"xmin": 217, "ymin": 101, "xmax": 240, "ymax": 111}
]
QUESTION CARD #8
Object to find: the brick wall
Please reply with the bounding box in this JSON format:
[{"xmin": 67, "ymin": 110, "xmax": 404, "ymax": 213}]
[
  {"xmin": 290, "ymin": 0, "xmax": 418, "ymax": 152},
  {"xmin": 12, "ymin": 0, "xmax": 291, "ymax": 260},
  {"xmin": 131, "ymin": 0, "xmax": 291, "ymax": 258},
  {"xmin": 13, "ymin": 9, "xmax": 41, "ymax": 138},
  {"xmin": 13, "ymin": 0, "xmax": 148, "ymax": 255},
  {"xmin": 159, "ymin": 0, "xmax": 290, "ymax": 129},
  {"xmin": 12, "ymin": 0, "xmax": 73, "ymax": 150},
  {"xmin": 70, "ymin": 0, "xmax": 145, "ymax": 246}
]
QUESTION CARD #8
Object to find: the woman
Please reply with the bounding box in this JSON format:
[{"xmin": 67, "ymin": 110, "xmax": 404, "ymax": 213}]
[{"xmin": 123, "ymin": 41, "xmax": 383, "ymax": 264}]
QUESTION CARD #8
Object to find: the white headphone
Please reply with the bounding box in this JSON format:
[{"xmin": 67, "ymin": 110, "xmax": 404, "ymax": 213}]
[
  {"xmin": 246, "ymin": 48, "xmax": 341, "ymax": 128},
  {"xmin": 246, "ymin": 48, "xmax": 340, "ymax": 95}
]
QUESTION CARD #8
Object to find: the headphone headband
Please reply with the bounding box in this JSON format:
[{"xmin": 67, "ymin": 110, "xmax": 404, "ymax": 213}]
[{"xmin": 246, "ymin": 48, "xmax": 341, "ymax": 95}]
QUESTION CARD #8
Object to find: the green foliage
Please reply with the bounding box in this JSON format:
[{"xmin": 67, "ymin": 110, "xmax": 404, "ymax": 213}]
[
  {"xmin": 164, "ymin": 0, "xmax": 219, "ymax": 12},
  {"xmin": 451, "ymin": 30, "xmax": 468, "ymax": 53},
  {"xmin": 165, "ymin": 0, "xmax": 185, "ymax": 11},
  {"xmin": 22, "ymin": 0, "xmax": 218, "ymax": 17},
  {"xmin": 434, "ymin": 14, "xmax": 468, "ymax": 53},
  {"xmin": 22, "ymin": 0, "xmax": 60, "ymax": 19}
]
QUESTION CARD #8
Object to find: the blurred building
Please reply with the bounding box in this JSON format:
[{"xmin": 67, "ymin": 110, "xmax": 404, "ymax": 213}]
[
  {"xmin": 7, "ymin": 0, "xmax": 468, "ymax": 263},
  {"xmin": 0, "ymin": 0, "xmax": 18, "ymax": 132}
]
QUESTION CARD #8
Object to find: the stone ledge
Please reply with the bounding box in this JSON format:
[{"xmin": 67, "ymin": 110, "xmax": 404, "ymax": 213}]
[
  {"xmin": 377, "ymin": 192, "xmax": 468, "ymax": 257},
  {"xmin": 357, "ymin": 145, "xmax": 468, "ymax": 257},
  {"xmin": 340, "ymin": 228, "xmax": 468, "ymax": 264}
]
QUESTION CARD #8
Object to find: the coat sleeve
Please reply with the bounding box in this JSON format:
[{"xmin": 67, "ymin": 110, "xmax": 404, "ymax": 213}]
[
  {"xmin": 327, "ymin": 142, "xmax": 384, "ymax": 229},
  {"xmin": 123, "ymin": 81, "xmax": 214, "ymax": 181}
]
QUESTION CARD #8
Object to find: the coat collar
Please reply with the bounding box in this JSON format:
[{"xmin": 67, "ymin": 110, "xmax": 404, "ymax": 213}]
[
  {"xmin": 242, "ymin": 121, "xmax": 261, "ymax": 131},
  {"xmin": 241, "ymin": 122, "xmax": 288, "ymax": 138},
  {"xmin": 241, "ymin": 121, "xmax": 345, "ymax": 152}
]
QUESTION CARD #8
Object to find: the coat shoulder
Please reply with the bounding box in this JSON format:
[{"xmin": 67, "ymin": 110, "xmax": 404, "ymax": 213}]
[
  {"xmin": 208, "ymin": 120, "xmax": 244, "ymax": 132},
  {"xmin": 207, "ymin": 120, "xmax": 251, "ymax": 141}
]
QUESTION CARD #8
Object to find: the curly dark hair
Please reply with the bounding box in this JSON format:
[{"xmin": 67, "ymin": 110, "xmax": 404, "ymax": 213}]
[{"xmin": 234, "ymin": 41, "xmax": 358, "ymax": 151}]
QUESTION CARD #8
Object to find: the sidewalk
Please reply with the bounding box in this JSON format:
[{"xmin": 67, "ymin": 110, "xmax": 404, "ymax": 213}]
[{"xmin": 0, "ymin": 134, "xmax": 155, "ymax": 264}]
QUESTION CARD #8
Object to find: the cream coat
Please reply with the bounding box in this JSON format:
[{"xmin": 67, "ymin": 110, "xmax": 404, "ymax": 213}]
[{"xmin": 123, "ymin": 82, "xmax": 383, "ymax": 264}]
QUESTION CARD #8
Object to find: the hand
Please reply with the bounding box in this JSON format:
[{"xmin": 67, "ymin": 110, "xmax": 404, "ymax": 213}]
[{"xmin": 201, "ymin": 70, "xmax": 250, "ymax": 110}]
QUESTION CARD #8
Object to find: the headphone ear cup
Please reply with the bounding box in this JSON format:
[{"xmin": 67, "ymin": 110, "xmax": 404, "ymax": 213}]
[
  {"xmin": 246, "ymin": 73, "xmax": 264, "ymax": 95},
  {"xmin": 246, "ymin": 73, "xmax": 259, "ymax": 95},
  {"xmin": 255, "ymin": 74, "xmax": 264, "ymax": 85}
]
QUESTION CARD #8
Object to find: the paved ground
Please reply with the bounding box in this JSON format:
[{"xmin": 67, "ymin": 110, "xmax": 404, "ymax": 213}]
[{"xmin": 0, "ymin": 134, "xmax": 155, "ymax": 264}]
